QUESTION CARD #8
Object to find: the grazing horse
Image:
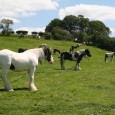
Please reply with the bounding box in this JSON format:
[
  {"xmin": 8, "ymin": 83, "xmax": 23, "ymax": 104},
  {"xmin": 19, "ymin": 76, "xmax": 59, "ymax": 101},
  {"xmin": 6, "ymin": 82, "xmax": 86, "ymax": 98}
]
[
  {"xmin": 104, "ymin": 52, "xmax": 115, "ymax": 62},
  {"xmin": 39, "ymin": 44, "xmax": 47, "ymax": 48},
  {"xmin": 0, "ymin": 48, "xmax": 54, "ymax": 91},
  {"xmin": 69, "ymin": 44, "xmax": 79, "ymax": 52},
  {"xmin": 60, "ymin": 49, "xmax": 91, "ymax": 70},
  {"xmin": 18, "ymin": 48, "xmax": 28, "ymax": 53},
  {"xmin": 53, "ymin": 49, "xmax": 61, "ymax": 55}
]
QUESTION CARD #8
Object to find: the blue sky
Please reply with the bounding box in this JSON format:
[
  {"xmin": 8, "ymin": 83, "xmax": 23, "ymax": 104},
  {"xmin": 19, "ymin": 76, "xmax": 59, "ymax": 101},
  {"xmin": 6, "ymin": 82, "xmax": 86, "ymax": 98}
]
[{"xmin": 0, "ymin": 0, "xmax": 115, "ymax": 37}]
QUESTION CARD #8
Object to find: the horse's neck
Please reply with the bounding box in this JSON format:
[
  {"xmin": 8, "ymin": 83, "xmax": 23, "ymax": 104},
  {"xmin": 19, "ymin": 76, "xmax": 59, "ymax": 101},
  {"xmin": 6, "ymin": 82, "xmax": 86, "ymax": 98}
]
[
  {"xmin": 31, "ymin": 48, "xmax": 45, "ymax": 59},
  {"xmin": 77, "ymin": 52, "xmax": 86, "ymax": 63}
]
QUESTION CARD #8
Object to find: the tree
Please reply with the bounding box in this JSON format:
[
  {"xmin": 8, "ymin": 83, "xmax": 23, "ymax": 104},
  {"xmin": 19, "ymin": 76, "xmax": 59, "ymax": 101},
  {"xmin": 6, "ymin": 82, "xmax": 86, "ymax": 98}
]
[
  {"xmin": 45, "ymin": 19, "xmax": 64, "ymax": 32},
  {"xmin": 88, "ymin": 20, "xmax": 111, "ymax": 36},
  {"xmin": 31, "ymin": 31, "xmax": 38, "ymax": 38},
  {"xmin": 16, "ymin": 30, "xmax": 28, "ymax": 38},
  {"xmin": 63, "ymin": 15, "xmax": 79, "ymax": 33},
  {"xmin": 45, "ymin": 14, "xmax": 111, "ymax": 45},
  {"xmin": 0, "ymin": 19, "xmax": 14, "ymax": 36},
  {"xmin": 44, "ymin": 32, "xmax": 52, "ymax": 40},
  {"xmin": 77, "ymin": 15, "xmax": 89, "ymax": 32},
  {"xmin": 52, "ymin": 27, "xmax": 72, "ymax": 41}
]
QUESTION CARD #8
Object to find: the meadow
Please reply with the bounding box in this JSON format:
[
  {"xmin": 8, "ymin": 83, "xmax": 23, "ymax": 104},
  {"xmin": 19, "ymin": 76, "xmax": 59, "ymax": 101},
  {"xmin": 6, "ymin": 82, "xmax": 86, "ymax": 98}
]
[{"xmin": 0, "ymin": 36, "xmax": 114, "ymax": 115}]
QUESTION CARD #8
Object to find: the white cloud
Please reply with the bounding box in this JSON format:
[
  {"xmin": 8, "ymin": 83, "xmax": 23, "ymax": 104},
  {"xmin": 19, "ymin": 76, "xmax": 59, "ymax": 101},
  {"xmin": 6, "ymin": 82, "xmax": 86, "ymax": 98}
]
[
  {"xmin": 14, "ymin": 27, "xmax": 45, "ymax": 34},
  {"xmin": 0, "ymin": 0, "xmax": 59, "ymax": 18},
  {"xmin": 59, "ymin": 4, "xmax": 115, "ymax": 21}
]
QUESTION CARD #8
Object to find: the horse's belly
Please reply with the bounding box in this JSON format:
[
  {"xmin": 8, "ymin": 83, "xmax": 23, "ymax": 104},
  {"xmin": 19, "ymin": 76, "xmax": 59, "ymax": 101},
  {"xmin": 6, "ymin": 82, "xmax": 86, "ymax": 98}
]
[
  {"xmin": 71, "ymin": 55, "xmax": 77, "ymax": 61},
  {"xmin": 11, "ymin": 64, "xmax": 30, "ymax": 71}
]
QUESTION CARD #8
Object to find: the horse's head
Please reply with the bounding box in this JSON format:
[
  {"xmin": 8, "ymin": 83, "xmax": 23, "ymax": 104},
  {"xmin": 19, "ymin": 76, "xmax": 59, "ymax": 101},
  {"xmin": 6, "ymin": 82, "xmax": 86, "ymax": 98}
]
[
  {"xmin": 85, "ymin": 49, "xmax": 91, "ymax": 57},
  {"xmin": 114, "ymin": 52, "xmax": 115, "ymax": 56},
  {"xmin": 44, "ymin": 48, "xmax": 54, "ymax": 64}
]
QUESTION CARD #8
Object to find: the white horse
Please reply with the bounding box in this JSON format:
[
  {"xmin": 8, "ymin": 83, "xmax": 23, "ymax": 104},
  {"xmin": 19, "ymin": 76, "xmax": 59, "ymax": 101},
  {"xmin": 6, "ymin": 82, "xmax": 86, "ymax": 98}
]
[
  {"xmin": 0, "ymin": 47, "xmax": 54, "ymax": 91},
  {"xmin": 104, "ymin": 52, "xmax": 115, "ymax": 62}
]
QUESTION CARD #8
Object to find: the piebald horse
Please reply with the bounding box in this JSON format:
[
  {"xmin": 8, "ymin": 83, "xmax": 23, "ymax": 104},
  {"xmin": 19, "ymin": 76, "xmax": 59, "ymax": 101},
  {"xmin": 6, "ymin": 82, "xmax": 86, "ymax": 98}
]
[
  {"xmin": 0, "ymin": 47, "xmax": 54, "ymax": 91},
  {"xmin": 104, "ymin": 52, "xmax": 115, "ymax": 62},
  {"xmin": 69, "ymin": 44, "xmax": 79, "ymax": 53},
  {"xmin": 18, "ymin": 48, "xmax": 28, "ymax": 53},
  {"xmin": 53, "ymin": 49, "xmax": 61, "ymax": 55},
  {"xmin": 60, "ymin": 49, "xmax": 91, "ymax": 70}
]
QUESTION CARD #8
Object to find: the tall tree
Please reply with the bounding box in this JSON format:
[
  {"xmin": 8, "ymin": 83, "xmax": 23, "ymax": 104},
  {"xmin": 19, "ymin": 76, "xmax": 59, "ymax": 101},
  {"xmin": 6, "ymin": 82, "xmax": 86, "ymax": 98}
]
[
  {"xmin": 45, "ymin": 19, "xmax": 64, "ymax": 32},
  {"xmin": 63, "ymin": 15, "xmax": 78, "ymax": 33},
  {"xmin": 52, "ymin": 27, "xmax": 72, "ymax": 41},
  {"xmin": 45, "ymin": 15, "xmax": 111, "ymax": 43},
  {"xmin": 0, "ymin": 19, "xmax": 14, "ymax": 36},
  {"xmin": 77, "ymin": 15, "xmax": 89, "ymax": 32},
  {"xmin": 88, "ymin": 20, "xmax": 111, "ymax": 36}
]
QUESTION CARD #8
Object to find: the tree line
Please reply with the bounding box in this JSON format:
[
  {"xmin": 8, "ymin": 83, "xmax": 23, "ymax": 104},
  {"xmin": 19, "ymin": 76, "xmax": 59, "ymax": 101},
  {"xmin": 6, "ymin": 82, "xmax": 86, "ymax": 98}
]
[
  {"xmin": 0, "ymin": 15, "xmax": 115, "ymax": 51},
  {"xmin": 0, "ymin": 19, "xmax": 46, "ymax": 38}
]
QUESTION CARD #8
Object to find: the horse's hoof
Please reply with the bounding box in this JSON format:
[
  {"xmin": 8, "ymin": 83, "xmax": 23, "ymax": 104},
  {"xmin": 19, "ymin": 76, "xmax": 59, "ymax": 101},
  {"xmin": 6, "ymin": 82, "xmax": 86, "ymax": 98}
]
[
  {"xmin": 29, "ymin": 87, "xmax": 38, "ymax": 91},
  {"xmin": 8, "ymin": 89, "xmax": 14, "ymax": 91},
  {"xmin": 30, "ymin": 89, "xmax": 38, "ymax": 91}
]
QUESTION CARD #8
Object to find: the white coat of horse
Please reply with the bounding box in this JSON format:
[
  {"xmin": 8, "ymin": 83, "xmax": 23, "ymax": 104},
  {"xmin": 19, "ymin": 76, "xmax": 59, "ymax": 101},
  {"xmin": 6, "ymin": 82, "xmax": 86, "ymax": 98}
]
[
  {"xmin": 0, "ymin": 48, "xmax": 54, "ymax": 91},
  {"xmin": 104, "ymin": 52, "xmax": 115, "ymax": 62}
]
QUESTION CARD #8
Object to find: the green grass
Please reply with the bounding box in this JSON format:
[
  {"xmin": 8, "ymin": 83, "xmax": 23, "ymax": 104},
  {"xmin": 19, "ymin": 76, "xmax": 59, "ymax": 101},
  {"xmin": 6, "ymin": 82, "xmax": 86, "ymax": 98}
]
[{"xmin": 0, "ymin": 36, "xmax": 114, "ymax": 115}]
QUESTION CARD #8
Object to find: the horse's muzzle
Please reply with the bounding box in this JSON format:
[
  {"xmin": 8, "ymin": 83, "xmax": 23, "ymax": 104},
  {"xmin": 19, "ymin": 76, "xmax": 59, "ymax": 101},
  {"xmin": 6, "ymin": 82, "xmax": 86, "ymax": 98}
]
[{"xmin": 49, "ymin": 61, "xmax": 54, "ymax": 64}]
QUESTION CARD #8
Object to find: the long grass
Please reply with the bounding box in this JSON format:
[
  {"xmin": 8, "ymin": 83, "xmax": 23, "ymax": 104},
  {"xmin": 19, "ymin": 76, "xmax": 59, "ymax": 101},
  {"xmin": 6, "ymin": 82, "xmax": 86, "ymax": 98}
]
[{"xmin": 0, "ymin": 36, "xmax": 114, "ymax": 115}]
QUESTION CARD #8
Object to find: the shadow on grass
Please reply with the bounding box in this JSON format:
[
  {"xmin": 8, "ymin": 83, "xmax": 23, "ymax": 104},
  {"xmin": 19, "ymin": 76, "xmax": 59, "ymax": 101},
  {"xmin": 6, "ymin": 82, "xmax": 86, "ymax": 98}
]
[
  {"xmin": 54, "ymin": 67, "xmax": 75, "ymax": 70},
  {"xmin": 0, "ymin": 87, "xmax": 28, "ymax": 92}
]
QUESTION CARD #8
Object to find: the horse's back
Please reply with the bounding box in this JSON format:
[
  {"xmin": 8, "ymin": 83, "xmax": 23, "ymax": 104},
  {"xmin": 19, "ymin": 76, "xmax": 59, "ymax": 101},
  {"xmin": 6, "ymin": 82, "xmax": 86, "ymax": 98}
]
[{"xmin": 105, "ymin": 52, "xmax": 114, "ymax": 57}]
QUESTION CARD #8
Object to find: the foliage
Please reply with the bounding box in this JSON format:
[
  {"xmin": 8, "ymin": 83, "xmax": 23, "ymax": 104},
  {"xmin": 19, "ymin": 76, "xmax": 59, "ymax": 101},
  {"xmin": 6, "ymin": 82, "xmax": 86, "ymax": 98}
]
[
  {"xmin": 45, "ymin": 18, "xmax": 64, "ymax": 32},
  {"xmin": 52, "ymin": 27, "xmax": 72, "ymax": 40},
  {"xmin": 44, "ymin": 32, "xmax": 52, "ymax": 40},
  {"xmin": 16, "ymin": 30, "xmax": 28, "ymax": 38},
  {"xmin": 0, "ymin": 36, "xmax": 114, "ymax": 115},
  {"xmin": 45, "ymin": 15, "xmax": 111, "ymax": 47},
  {"xmin": 0, "ymin": 19, "xmax": 14, "ymax": 36},
  {"xmin": 31, "ymin": 31, "xmax": 38, "ymax": 38},
  {"xmin": 88, "ymin": 20, "xmax": 110, "ymax": 36}
]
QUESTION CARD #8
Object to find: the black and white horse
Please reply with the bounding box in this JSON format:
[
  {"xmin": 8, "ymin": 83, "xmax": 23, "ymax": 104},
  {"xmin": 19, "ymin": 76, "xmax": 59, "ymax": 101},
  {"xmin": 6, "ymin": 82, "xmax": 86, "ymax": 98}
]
[
  {"xmin": 53, "ymin": 49, "xmax": 61, "ymax": 55},
  {"xmin": 0, "ymin": 47, "xmax": 54, "ymax": 91},
  {"xmin": 18, "ymin": 48, "xmax": 28, "ymax": 53},
  {"xmin": 60, "ymin": 49, "xmax": 91, "ymax": 70},
  {"xmin": 104, "ymin": 52, "xmax": 115, "ymax": 62},
  {"xmin": 39, "ymin": 44, "xmax": 47, "ymax": 48},
  {"xmin": 69, "ymin": 44, "xmax": 79, "ymax": 52}
]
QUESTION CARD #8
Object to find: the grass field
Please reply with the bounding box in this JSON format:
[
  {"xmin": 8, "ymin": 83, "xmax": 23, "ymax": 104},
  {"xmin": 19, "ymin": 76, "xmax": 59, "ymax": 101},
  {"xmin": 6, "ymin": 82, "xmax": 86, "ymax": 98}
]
[{"xmin": 0, "ymin": 36, "xmax": 114, "ymax": 115}]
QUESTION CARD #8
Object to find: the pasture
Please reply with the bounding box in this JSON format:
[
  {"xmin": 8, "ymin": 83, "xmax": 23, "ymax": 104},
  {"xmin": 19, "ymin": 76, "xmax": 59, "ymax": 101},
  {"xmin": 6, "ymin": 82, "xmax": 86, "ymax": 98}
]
[{"xmin": 0, "ymin": 36, "xmax": 114, "ymax": 115}]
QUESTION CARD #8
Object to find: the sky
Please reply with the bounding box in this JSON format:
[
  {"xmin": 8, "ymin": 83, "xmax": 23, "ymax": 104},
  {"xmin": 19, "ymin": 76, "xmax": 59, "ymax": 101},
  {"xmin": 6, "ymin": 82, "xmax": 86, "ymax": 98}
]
[{"xmin": 0, "ymin": 0, "xmax": 115, "ymax": 37}]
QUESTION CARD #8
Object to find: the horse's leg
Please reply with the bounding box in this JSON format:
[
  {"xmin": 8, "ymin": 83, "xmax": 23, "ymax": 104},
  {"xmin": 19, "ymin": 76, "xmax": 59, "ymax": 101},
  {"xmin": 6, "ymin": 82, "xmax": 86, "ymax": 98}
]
[
  {"xmin": 28, "ymin": 67, "xmax": 38, "ymax": 91},
  {"xmin": 60, "ymin": 55, "xmax": 65, "ymax": 70},
  {"xmin": 105, "ymin": 55, "xmax": 108, "ymax": 62},
  {"xmin": 104, "ymin": 56, "xmax": 106, "ymax": 62},
  {"xmin": 1, "ymin": 68, "xmax": 13, "ymax": 91},
  {"xmin": 74, "ymin": 62, "xmax": 81, "ymax": 70},
  {"xmin": 110, "ymin": 56, "xmax": 113, "ymax": 62}
]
